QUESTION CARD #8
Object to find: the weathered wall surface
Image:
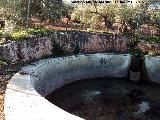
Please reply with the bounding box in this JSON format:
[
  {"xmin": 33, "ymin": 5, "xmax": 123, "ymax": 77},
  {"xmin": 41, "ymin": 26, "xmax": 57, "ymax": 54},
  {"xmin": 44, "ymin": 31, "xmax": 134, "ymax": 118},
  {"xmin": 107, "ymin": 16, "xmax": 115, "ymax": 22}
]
[
  {"xmin": 0, "ymin": 36, "xmax": 53, "ymax": 63},
  {"xmin": 137, "ymin": 41, "xmax": 160, "ymax": 55},
  {"xmin": 30, "ymin": 54, "xmax": 131, "ymax": 97},
  {"xmin": 0, "ymin": 31, "xmax": 128, "ymax": 63},
  {"xmin": 145, "ymin": 55, "xmax": 160, "ymax": 83}
]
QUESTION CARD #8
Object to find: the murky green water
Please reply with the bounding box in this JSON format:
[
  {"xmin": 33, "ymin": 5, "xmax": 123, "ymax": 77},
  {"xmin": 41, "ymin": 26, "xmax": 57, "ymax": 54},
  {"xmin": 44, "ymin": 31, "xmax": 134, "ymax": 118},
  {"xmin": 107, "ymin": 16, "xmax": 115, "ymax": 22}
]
[{"xmin": 46, "ymin": 78, "xmax": 160, "ymax": 120}]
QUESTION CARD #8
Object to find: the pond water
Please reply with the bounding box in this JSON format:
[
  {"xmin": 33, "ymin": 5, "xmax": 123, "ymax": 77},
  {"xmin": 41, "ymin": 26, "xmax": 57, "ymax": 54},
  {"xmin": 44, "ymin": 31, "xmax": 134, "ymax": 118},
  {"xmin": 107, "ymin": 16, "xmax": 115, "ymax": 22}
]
[{"xmin": 46, "ymin": 78, "xmax": 160, "ymax": 120}]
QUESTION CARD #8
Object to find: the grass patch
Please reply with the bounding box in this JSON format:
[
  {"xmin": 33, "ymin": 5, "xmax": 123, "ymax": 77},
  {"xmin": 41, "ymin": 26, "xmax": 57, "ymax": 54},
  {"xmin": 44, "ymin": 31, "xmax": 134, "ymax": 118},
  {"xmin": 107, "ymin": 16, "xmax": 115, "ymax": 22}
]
[
  {"xmin": 1, "ymin": 26, "xmax": 113, "ymax": 42},
  {"xmin": 144, "ymin": 36, "xmax": 160, "ymax": 43},
  {"xmin": 8, "ymin": 27, "xmax": 82, "ymax": 41},
  {"xmin": 26, "ymin": 27, "xmax": 53, "ymax": 36},
  {"xmin": 9, "ymin": 29, "xmax": 29, "ymax": 40},
  {"xmin": 0, "ymin": 57, "xmax": 7, "ymax": 66},
  {"xmin": 139, "ymin": 35, "xmax": 160, "ymax": 43},
  {"xmin": 0, "ymin": 29, "xmax": 5, "ymax": 36}
]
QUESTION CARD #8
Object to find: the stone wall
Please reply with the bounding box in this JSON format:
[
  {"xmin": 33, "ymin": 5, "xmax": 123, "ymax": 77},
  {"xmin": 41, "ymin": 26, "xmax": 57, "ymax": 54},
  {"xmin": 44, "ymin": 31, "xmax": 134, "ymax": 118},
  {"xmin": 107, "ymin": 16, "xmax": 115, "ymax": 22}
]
[
  {"xmin": 137, "ymin": 41, "xmax": 160, "ymax": 54},
  {"xmin": 0, "ymin": 31, "xmax": 128, "ymax": 63},
  {"xmin": 0, "ymin": 36, "xmax": 53, "ymax": 63}
]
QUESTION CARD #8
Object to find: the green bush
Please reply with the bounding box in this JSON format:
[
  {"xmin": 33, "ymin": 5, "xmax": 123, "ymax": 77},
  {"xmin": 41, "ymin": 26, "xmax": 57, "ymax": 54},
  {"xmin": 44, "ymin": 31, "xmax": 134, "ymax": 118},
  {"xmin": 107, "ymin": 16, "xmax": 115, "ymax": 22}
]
[
  {"xmin": 145, "ymin": 36, "xmax": 160, "ymax": 43},
  {"xmin": 0, "ymin": 57, "xmax": 7, "ymax": 66},
  {"xmin": 26, "ymin": 27, "xmax": 53, "ymax": 36},
  {"xmin": 130, "ymin": 49, "xmax": 144, "ymax": 58}
]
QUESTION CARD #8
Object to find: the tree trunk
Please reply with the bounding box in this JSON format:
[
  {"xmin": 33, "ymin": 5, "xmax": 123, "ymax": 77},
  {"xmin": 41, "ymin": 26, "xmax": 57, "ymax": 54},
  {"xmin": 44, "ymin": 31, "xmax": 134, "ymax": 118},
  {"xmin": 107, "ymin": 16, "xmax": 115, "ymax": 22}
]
[{"xmin": 104, "ymin": 17, "xmax": 112, "ymax": 29}]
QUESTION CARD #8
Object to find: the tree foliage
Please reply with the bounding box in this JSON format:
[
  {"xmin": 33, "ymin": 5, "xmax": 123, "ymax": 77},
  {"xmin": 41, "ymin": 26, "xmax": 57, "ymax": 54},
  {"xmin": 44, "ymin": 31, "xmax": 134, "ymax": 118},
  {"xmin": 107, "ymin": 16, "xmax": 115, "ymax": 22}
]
[
  {"xmin": 0, "ymin": 0, "xmax": 159, "ymax": 33},
  {"xmin": 0, "ymin": 0, "xmax": 73, "ymax": 28},
  {"xmin": 71, "ymin": 0, "xmax": 160, "ymax": 32}
]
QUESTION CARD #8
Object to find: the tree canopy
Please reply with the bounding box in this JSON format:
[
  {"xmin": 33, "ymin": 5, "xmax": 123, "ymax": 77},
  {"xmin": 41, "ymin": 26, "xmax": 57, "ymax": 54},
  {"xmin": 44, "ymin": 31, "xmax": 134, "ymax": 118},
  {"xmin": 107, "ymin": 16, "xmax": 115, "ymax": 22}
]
[
  {"xmin": 0, "ymin": 0, "xmax": 159, "ymax": 33},
  {"xmin": 71, "ymin": 0, "xmax": 160, "ymax": 31},
  {"xmin": 0, "ymin": 0, "xmax": 72, "ymax": 27}
]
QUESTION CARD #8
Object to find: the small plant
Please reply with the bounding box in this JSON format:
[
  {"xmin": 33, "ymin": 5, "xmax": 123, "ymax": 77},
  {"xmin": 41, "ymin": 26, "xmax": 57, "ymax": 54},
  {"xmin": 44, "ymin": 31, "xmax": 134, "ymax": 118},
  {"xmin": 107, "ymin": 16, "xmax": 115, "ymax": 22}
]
[
  {"xmin": 73, "ymin": 43, "xmax": 80, "ymax": 54},
  {"xmin": 0, "ymin": 57, "xmax": 7, "ymax": 66},
  {"xmin": 101, "ymin": 31, "xmax": 110, "ymax": 35},
  {"xmin": 26, "ymin": 27, "xmax": 53, "ymax": 36},
  {"xmin": 148, "ymin": 50, "xmax": 160, "ymax": 56},
  {"xmin": 145, "ymin": 36, "xmax": 160, "ymax": 43},
  {"xmin": 127, "ymin": 36, "xmax": 139, "ymax": 49},
  {"xmin": 52, "ymin": 41, "xmax": 68, "ymax": 56},
  {"xmin": 0, "ymin": 29, "xmax": 5, "ymax": 36},
  {"xmin": 87, "ymin": 27, "xmax": 94, "ymax": 32},
  {"xmin": 130, "ymin": 49, "xmax": 144, "ymax": 58}
]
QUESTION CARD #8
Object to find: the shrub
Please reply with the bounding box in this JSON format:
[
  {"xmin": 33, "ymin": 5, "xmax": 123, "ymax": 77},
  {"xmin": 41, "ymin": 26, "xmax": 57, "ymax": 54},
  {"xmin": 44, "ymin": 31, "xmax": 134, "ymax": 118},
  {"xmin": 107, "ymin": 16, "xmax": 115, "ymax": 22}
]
[
  {"xmin": 130, "ymin": 49, "xmax": 144, "ymax": 58},
  {"xmin": 145, "ymin": 36, "xmax": 160, "ymax": 43},
  {"xmin": 87, "ymin": 27, "xmax": 94, "ymax": 32},
  {"xmin": 10, "ymin": 29, "xmax": 28, "ymax": 40},
  {"xmin": 73, "ymin": 43, "xmax": 80, "ymax": 55},
  {"xmin": 148, "ymin": 50, "xmax": 160, "ymax": 56},
  {"xmin": 127, "ymin": 36, "xmax": 139, "ymax": 49},
  {"xmin": 52, "ymin": 41, "xmax": 68, "ymax": 56},
  {"xmin": 26, "ymin": 27, "xmax": 53, "ymax": 36},
  {"xmin": 0, "ymin": 29, "xmax": 5, "ymax": 36},
  {"xmin": 0, "ymin": 57, "xmax": 7, "ymax": 66}
]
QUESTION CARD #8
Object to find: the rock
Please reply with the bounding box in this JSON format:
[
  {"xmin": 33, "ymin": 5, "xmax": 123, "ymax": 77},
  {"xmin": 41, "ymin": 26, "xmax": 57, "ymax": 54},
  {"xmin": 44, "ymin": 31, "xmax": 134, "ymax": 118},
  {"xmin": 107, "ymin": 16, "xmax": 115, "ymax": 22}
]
[
  {"xmin": 6, "ymin": 68, "xmax": 18, "ymax": 73},
  {"xmin": 19, "ymin": 71, "xmax": 29, "ymax": 75},
  {"xmin": 4, "ymin": 75, "xmax": 12, "ymax": 80},
  {"xmin": 135, "ymin": 101, "xmax": 150, "ymax": 116}
]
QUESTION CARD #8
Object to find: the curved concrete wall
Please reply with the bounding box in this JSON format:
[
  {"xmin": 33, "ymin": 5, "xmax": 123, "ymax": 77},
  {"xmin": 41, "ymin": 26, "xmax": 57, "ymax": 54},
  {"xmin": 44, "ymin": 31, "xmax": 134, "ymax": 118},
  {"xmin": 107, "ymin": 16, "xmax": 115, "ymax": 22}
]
[
  {"xmin": 145, "ymin": 55, "xmax": 160, "ymax": 83},
  {"xmin": 31, "ymin": 54, "xmax": 131, "ymax": 97},
  {"xmin": 4, "ymin": 53, "xmax": 131, "ymax": 120}
]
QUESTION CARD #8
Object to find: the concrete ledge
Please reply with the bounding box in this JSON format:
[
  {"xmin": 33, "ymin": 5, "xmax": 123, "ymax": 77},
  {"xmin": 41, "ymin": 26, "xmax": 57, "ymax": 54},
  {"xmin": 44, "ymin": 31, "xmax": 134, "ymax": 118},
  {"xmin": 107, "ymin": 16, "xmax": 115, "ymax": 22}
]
[
  {"xmin": 145, "ymin": 55, "xmax": 160, "ymax": 83},
  {"xmin": 4, "ymin": 53, "xmax": 131, "ymax": 120}
]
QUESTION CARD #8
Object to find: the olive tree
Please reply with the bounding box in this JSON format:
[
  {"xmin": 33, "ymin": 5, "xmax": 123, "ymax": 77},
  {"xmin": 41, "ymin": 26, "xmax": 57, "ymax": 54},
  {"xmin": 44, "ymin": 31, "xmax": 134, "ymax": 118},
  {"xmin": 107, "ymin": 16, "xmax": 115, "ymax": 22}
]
[
  {"xmin": 71, "ymin": 0, "xmax": 117, "ymax": 28},
  {"xmin": 71, "ymin": 0, "xmax": 159, "ymax": 32},
  {"xmin": 0, "ymin": 0, "xmax": 73, "ymax": 28}
]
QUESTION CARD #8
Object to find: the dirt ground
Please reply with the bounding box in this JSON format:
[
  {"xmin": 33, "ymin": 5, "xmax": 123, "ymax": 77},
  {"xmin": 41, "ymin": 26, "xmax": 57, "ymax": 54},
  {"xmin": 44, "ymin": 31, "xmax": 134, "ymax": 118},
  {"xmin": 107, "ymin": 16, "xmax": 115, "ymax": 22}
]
[
  {"xmin": 0, "ymin": 64, "xmax": 19, "ymax": 120},
  {"xmin": 0, "ymin": 76, "xmax": 9, "ymax": 120}
]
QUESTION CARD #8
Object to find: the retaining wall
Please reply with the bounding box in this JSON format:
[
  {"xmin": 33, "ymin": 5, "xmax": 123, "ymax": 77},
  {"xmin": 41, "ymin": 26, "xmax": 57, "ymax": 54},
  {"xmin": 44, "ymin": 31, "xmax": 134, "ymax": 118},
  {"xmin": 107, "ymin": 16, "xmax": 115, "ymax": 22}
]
[{"xmin": 0, "ymin": 31, "xmax": 128, "ymax": 63}]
